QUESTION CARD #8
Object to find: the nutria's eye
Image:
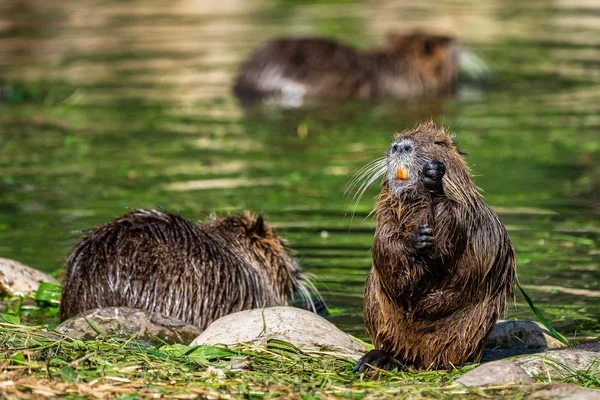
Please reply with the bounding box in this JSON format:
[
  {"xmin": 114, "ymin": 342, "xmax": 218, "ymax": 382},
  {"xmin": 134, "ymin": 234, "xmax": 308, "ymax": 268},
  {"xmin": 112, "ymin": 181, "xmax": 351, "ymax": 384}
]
[{"xmin": 434, "ymin": 141, "xmax": 447, "ymax": 146}]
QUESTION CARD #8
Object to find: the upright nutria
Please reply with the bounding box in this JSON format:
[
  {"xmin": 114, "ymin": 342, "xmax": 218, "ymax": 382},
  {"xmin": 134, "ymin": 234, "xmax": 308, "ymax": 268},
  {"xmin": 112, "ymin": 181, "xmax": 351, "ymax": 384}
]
[
  {"xmin": 352, "ymin": 121, "xmax": 516, "ymax": 371},
  {"xmin": 59, "ymin": 210, "xmax": 321, "ymax": 330},
  {"xmin": 234, "ymin": 32, "xmax": 460, "ymax": 103}
]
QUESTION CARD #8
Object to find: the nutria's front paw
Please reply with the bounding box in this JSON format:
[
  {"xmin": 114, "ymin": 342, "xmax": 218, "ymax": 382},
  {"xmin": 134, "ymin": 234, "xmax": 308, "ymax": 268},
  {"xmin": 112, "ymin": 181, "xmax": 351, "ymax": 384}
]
[
  {"xmin": 353, "ymin": 350, "xmax": 403, "ymax": 373},
  {"xmin": 412, "ymin": 224, "xmax": 433, "ymax": 253},
  {"xmin": 422, "ymin": 160, "xmax": 446, "ymax": 190}
]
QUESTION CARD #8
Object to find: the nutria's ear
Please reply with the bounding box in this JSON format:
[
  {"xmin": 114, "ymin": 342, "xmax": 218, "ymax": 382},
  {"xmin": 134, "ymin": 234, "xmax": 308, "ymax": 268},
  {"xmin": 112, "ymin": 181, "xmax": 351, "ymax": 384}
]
[{"xmin": 251, "ymin": 214, "xmax": 267, "ymax": 238}]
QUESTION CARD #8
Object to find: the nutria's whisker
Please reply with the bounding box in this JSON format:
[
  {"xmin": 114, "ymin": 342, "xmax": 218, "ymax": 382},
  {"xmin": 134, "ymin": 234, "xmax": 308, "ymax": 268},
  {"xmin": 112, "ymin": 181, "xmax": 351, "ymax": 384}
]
[
  {"xmin": 344, "ymin": 157, "xmax": 387, "ymax": 195},
  {"xmin": 344, "ymin": 157, "xmax": 386, "ymax": 204},
  {"xmin": 296, "ymin": 273, "xmax": 326, "ymax": 314},
  {"xmin": 296, "ymin": 278, "xmax": 314, "ymax": 312},
  {"xmin": 344, "ymin": 158, "xmax": 387, "ymax": 227},
  {"xmin": 459, "ymin": 48, "xmax": 490, "ymax": 82},
  {"xmin": 351, "ymin": 165, "xmax": 387, "ymax": 204}
]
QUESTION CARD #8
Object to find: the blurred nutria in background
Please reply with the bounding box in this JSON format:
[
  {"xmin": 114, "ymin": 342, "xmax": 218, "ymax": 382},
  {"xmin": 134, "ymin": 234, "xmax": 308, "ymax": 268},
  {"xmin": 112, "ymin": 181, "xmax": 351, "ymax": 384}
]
[
  {"xmin": 59, "ymin": 210, "xmax": 322, "ymax": 330},
  {"xmin": 234, "ymin": 31, "xmax": 486, "ymax": 105}
]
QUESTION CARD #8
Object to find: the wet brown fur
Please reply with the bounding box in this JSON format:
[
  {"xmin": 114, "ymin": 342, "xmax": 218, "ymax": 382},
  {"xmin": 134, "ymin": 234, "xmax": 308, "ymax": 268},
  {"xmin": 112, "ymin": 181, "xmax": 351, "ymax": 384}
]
[
  {"xmin": 60, "ymin": 210, "xmax": 311, "ymax": 330},
  {"xmin": 234, "ymin": 32, "xmax": 460, "ymax": 99},
  {"xmin": 363, "ymin": 121, "xmax": 516, "ymax": 369}
]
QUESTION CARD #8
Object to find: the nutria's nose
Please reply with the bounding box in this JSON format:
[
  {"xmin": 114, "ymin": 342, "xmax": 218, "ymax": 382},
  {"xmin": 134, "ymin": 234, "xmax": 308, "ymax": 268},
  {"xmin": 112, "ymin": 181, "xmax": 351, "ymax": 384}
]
[{"xmin": 391, "ymin": 142, "xmax": 413, "ymax": 154}]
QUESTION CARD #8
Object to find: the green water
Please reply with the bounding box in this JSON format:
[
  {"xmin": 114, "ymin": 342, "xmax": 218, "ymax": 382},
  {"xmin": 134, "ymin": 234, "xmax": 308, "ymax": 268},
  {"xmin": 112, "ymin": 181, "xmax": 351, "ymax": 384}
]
[{"xmin": 0, "ymin": 1, "xmax": 598, "ymax": 340}]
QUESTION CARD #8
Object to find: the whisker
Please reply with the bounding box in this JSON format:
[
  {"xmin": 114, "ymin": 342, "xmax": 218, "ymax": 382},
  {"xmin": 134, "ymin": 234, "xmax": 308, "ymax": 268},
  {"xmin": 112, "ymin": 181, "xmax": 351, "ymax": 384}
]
[
  {"xmin": 344, "ymin": 157, "xmax": 386, "ymax": 196},
  {"xmin": 345, "ymin": 164, "xmax": 387, "ymax": 229},
  {"xmin": 295, "ymin": 273, "xmax": 326, "ymax": 313},
  {"xmin": 345, "ymin": 161, "xmax": 386, "ymax": 197},
  {"xmin": 352, "ymin": 165, "xmax": 386, "ymax": 206},
  {"xmin": 298, "ymin": 281, "xmax": 315, "ymax": 313},
  {"xmin": 350, "ymin": 164, "xmax": 387, "ymax": 197}
]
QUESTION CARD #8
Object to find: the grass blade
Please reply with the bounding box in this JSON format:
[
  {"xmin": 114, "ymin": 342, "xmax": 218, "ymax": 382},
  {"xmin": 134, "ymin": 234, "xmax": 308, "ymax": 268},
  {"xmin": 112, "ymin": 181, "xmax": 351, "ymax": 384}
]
[{"xmin": 518, "ymin": 282, "xmax": 569, "ymax": 346}]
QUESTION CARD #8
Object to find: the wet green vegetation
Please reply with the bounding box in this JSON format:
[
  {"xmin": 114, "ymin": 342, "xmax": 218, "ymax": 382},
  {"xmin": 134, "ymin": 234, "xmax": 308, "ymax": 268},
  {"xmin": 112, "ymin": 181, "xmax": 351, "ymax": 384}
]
[{"xmin": 1, "ymin": 302, "xmax": 599, "ymax": 399}]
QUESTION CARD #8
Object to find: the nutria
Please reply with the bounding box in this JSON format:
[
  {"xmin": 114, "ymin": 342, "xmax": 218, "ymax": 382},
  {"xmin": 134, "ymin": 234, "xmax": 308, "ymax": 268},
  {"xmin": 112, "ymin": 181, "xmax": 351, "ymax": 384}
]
[
  {"xmin": 351, "ymin": 121, "xmax": 516, "ymax": 371},
  {"xmin": 59, "ymin": 210, "xmax": 321, "ymax": 330},
  {"xmin": 234, "ymin": 32, "xmax": 460, "ymax": 103}
]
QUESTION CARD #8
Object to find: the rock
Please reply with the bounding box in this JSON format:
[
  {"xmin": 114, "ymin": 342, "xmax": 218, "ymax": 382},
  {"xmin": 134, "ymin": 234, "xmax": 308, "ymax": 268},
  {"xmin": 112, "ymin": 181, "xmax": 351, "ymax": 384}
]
[
  {"xmin": 56, "ymin": 307, "xmax": 201, "ymax": 345},
  {"xmin": 455, "ymin": 360, "xmax": 534, "ymax": 387},
  {"xmin": 481, "ymin": 347, "xmax": 541, "ymax": 363},
  {"xmin": 471, "ymin": 346, "xmax": 600, "ymax": 384},
  {"xmin": 528, "ymin": 383, "xmax": 600, "ymax": 399},
  {"xmin": 0, "ymin": 257, "xmax": 58, "ymax": 297},
  {"xmin": 486, "ymin": 320, "xmax": 567, "ymax": 350},
  {"xmin": 190, "ymin": 306, "xmax": 367, "ymax": 358},
  {"xmin": 571, "ymin": 341, "xmax": 600, "ymax": 352},
  {"xmin": 515, "ymin": 348, "xmax": 600, "ymax": 379}
]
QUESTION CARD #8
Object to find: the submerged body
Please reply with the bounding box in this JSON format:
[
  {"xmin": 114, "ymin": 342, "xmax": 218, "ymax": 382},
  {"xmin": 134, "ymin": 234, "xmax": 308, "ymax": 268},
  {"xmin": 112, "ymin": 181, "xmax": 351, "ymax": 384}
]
[
  {"xmin": 60, "ymin": 210, "xmax": 318, "ymax": 330},
  {"xmin": 234, "ymin": 32, "xmax": 461, "ymax": 103},
  {"xmin": 355, "ymin": 122, "xmax": 516, "ymax": 371}
]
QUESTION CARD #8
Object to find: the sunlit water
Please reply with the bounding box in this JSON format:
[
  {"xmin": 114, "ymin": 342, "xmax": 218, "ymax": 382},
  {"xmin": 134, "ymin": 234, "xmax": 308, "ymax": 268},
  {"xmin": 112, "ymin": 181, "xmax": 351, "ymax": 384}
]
[{"xmin": 0, "ymin": 0, "xmax": 598, "ymax": 340}]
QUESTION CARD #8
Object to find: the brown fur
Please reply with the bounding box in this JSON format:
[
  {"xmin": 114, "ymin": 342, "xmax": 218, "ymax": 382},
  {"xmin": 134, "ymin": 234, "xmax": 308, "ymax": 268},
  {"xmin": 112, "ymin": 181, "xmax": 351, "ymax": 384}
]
[
  {"xmin": 362, "ymin": 121, "xmax": 516, "ymax": 369},
  {"xmin": 234, "ymin": 32, "xmax": 460, "ymax": 100},
  {"xmin": 59, "ymin": 210, "xmax": 316, "ymax": 330}
]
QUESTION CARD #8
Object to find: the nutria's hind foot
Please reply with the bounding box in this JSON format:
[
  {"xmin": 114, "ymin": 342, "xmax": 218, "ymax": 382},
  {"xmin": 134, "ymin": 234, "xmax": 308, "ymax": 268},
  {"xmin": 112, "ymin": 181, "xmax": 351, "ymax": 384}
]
[
  {"xmin": 412, "ymin": 224, "xmax": 434, "ymax": 253},
  {"xmin": 353, "ymin": 350, "xmax": 404, "ymax": 373},
  {"xmin": 422, "ymin": 160, "xmax": 446, "ymax": 190}
]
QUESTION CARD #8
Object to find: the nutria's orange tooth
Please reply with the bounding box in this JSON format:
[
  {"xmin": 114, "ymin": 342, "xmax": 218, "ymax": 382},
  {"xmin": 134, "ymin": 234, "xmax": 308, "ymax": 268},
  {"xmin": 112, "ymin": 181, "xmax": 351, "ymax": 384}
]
[{"xmin": 397, "ymin": 167, "xmax": 408, "ymax": 181}]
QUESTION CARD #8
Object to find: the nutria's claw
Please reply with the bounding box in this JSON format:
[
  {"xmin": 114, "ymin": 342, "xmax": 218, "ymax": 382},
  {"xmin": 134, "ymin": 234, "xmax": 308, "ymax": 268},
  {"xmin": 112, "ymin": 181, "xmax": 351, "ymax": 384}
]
[
  {"xmin": 353, "ymin": 350, "xmax": 403, "ymax": 373},
  {"xmin": 413, "ymin": 224, "xmax": 434, "ymax": 253},
  {"xmin": 422, "ymin": 160, "xmax": 446, "ymax": 190}
]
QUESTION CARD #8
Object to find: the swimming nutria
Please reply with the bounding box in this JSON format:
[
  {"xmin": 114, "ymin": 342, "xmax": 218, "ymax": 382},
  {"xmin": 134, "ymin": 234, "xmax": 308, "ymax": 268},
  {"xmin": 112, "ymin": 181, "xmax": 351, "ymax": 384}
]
[
  {"xmin": 234, "ymin": 32, "xmax": 460, "ymax": 103},
  {"xmin": 352, "ymin": 121, "xmax": 516, "ymax": 371},
  {"xmin": 59, "ymin": 210, "xmax": 321, "ymax": 330}
]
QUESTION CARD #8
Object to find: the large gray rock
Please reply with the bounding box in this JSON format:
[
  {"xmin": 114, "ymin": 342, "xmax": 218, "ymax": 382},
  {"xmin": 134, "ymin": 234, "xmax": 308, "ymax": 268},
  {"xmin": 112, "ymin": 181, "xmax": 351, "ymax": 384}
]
[
  {"xmin": 515, "ymin": 349, "xmax": 600, "ymax": 379},
  {"xmin": 455, "ymin": 360, "xmax": 534, "ymax": 387},
  {"xmin": 56, "ymin": 307, "xmax": 201, "ymax": 345},
  {"xmin": 465, "ymin": 347, "xmax": 599, "ymax": 383},
  {"xmin": 190, "ymin": 306, "xmax": 367, "ymax": 358},
  {"xmin": 486, "ymin": 320, "xmax": 567, "ymax": 350},
  {"xmin": 0, "ymin": 257, "xmax": 58, "ymax": 297}
]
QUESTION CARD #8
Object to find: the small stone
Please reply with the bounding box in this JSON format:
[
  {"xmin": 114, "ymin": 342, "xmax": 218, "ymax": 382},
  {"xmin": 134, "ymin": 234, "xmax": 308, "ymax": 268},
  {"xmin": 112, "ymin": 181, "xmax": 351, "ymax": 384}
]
[
  {"xmin": 486, "ymin": 320, "xmax": 567, "ymax": 350},
  {"xmin": 190, "ymin": 306, "xmax": 367, "ymax": 358},
  {"xmin": 528, "ymin": 383, "xmax": 600, "ymax": 399},
  {"xmin": 0, "ymin": 257, "xmax": 58, "ymax": 297},
  {"xmin": 229, "ymin": 357, "xmax": 251, "ymax": 371},
  {"xmin": 56, "ymin": 307, "xmax": 201, "ymax": 345},
  {"xmin": 570, "ymin": 342, "xmax": 600, "ymax": 352},
  {"xmin": 205, "ymin": 366, "xmax": 226, "ymax": 379},
  {"xmin": 455, "ymin": 360, "xmax": 534, "ymax": 387},
  {"xmin": 515, "ymin": 349, "xmax": 600, "ymax": 379}
]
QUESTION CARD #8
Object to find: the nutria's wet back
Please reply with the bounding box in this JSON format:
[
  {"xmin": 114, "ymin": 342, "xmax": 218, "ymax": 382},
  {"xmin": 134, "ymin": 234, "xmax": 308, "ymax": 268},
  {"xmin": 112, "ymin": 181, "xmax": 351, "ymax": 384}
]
[{"xmin": 60, "ymin": 210, "xmax": 320, "ymax": 330}]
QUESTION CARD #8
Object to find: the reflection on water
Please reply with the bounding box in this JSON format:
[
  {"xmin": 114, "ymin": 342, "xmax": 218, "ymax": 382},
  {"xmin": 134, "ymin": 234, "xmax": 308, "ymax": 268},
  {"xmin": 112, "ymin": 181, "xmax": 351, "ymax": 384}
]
[{"xmin": 0, "ymin": 0, "xmax": 598, "ymax": 339}]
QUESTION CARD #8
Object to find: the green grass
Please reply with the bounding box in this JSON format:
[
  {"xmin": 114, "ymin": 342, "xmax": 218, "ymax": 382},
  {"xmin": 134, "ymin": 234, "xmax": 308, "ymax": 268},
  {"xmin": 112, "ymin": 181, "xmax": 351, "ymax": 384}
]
[
  {"xmin": 0, "ymin": 319, "xmax": 538, "ymax": 399},
  {"xmin": 1, "ymin": 296, "xmax": 599, "ymax": 399}
]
